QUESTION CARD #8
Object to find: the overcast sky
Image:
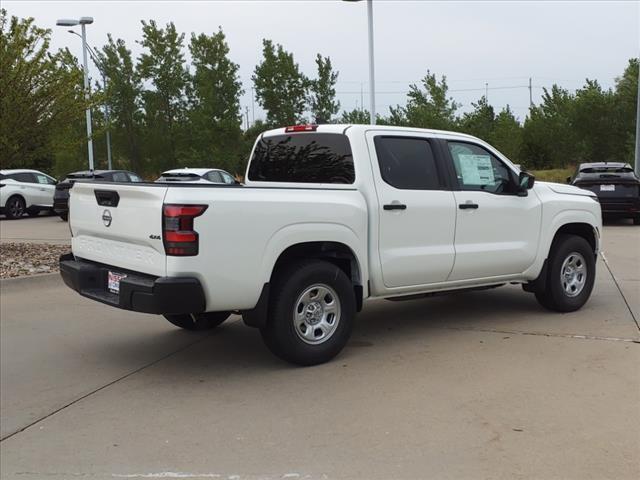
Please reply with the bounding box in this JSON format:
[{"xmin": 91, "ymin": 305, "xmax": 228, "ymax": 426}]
[{"xmin": 4, "ymin": 0, "xmax": 639, "ymax": 124}]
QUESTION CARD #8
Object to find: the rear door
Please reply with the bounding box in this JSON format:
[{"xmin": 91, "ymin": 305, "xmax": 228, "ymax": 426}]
[
  {"xmin": 69, "ymin": 182, "xmax": 169, "ymax": 276},
  {"xmin": 366, "ymin": 132, "xmax": 457, "ymax": 288},
  {"xmin": 33, "ymin": 172, "xmax": 56, "ymax": 206}
]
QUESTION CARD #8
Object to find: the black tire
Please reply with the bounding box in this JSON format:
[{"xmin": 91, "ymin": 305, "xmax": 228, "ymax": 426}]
[
  {"xmin": 534, "ymin": 234, "xmax": 596, "ymax": 312},
  {"xmin": 633, "ymin": 215, "xmax": 640, "ymax": 226},
  {"xmin": 59, "ymin": 212, "xmax": 68, "ymax": 222},
  {"xmin": 163, "ymin": 311, "xmax": 230, "ymax": 331},
  {"xmin": 4, "ymin": 195, "xmax": 26, "ymax": 219},
  {"xmin": 260, "ymin": 260, "xmax": 356, "ymax": 366}
]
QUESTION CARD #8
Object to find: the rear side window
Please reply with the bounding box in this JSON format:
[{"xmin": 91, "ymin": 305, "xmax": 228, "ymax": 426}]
[
  {"xmin": 248, "ymin": 133, "xmax": 354, "ymax": 184},
  {"xmin": 9, "ymin": 172, "xmax": 35, "ymax": 183},
  {"xmin": 374, "ymin": 136, "xmax": 441, "ymax": 190},
  {"xmin": 111, "ymin": 172, "xmax": 129, "ymax": 182},
  {"xmin": 206, "ymin": 171, "xmax": 223, "ymax": 183}
]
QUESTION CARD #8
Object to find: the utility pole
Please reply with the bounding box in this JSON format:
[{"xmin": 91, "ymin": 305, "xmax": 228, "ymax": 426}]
[
  {"xmin": 529, "ymin": 77, "xmax": 533, "ymax": 107},
  {"xmin": 251, "ymin": 87, "xmax": 255, "ymax": 126},
  {"xmin": 360, "ymin": 82, "xmax": 364, "ymax": 113},
  {"xmin": 485, "ymin": 82, "xmax": 488, "ymax": 102},
  {"xmin": 635, "ymin": 65, "xmax": 640, "ymax": 176},
  {"xmin": 366, "ymin": 0, "xmax": 376, "ymax": 124},
  {"xmin": 245, "ymin": 106, "xmax": 250, "ymax": 130}
]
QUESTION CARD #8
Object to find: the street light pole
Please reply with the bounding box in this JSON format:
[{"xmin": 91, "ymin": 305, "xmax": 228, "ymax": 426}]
[
  {"xmin": 57, "ymin": 17, "xmax": 95, "ymax": 171},
  {"xmin": 635, "ymin": 64, "xmax": 640, "ymax": 177},
  {"xmin": 344, "ymin": 0, "xmax": 376, "ymax": 125},
  {"xmin": 366, "ymin": 0, "xmax": 376, "ymax": 125},
  {"xmin": 68, "ymin": 30, "xmax": 112, "ymax": 169},
  {"xmin": 80, "ymin": 22, "xmax": 94, "ymax": 171}
]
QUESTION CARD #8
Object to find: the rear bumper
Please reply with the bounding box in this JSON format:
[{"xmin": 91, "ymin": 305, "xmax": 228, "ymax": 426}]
[
  {"xmin": 59, "ymin": 253, "xmax": 206, "ymax": 314},
  {"xmin": 598, "ymin": 197, "xmax": 640, "ymax": 216}
]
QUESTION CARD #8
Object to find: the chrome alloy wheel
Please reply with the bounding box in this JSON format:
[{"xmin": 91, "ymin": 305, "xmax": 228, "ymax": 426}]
[
  {"xmin": 8, "ymin": 197, "xmax": 24, "ymax": 218},
  {"xmin": 293, "ymin": 284, "xmax": 341, "ymax": 345},
  {"xmin": 560, "ymin": 251, "xmax": 587, "ymax": 297}
]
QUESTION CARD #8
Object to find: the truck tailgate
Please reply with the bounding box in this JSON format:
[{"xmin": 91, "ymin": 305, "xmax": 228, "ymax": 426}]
[{"xmin": 69, "ymin": 182, "xmax": 168, "ymax": 276}]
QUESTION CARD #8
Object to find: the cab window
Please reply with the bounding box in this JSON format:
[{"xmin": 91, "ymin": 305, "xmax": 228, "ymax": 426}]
[
  {"xmin": 374, "ymin": 136, "xmax": 442, "ymax": 190},
  {"xmin": 448, "ymin": 142, "xmax": 516, "ymax": 194}
]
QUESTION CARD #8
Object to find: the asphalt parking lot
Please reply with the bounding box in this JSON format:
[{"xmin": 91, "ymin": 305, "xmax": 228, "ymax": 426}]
[{"xmin": 0, "ymin": 218, "xmax": 639, "ymax": 479}]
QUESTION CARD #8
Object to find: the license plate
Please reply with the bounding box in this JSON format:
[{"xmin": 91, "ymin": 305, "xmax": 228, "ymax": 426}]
[
  {"xmin": 108, "ymin": 271, "xmax": 127, "ymax": 294},
  {"xmin": 600, "ymin": 184, "xmax": 615, "ymax": 192}
]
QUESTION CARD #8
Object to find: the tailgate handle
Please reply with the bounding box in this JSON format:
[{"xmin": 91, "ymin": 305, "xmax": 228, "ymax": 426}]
[{"xmin": 95, "ymin": 190, "xmax": 120, "ymax": 207}]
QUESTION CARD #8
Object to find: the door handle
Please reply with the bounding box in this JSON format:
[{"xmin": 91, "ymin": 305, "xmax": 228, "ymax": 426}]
[
  {"xmin": 459, "ymin": 203, "xmax": 479, "ymax": 210},
  {"xmin": 383, "ymin": 203, "xmax": 407, "ymax": 211}
]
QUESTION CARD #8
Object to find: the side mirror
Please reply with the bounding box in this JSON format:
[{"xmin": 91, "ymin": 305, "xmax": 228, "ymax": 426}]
[
  {"xmin": 517, "ymin": 171, "xmax": 535, "ymax": 195},
  {"xmin": 566, "ymin": 176, "xmax": 572, "ymax": 184}
]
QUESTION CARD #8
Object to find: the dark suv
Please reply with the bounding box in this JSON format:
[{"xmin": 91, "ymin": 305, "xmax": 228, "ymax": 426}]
[
  {"xmin": 568, "ymin": 162, "xmax": 640, "ymax": 224},
  {"xmin": 54, "ymin": 170, "xmax": 143, "ymax": 221}
]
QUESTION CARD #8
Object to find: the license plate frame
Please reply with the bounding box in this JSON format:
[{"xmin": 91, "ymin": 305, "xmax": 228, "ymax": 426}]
[
  {"xmin": 600, "ymin": 184, "xmax": 615, "ymax": 192},
  {"xmin": 108, "ymin": 271, "xmax": 127, "ymax": 294}
]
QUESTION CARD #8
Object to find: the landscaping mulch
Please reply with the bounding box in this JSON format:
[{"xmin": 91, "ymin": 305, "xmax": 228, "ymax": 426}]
[{"xmin": 0, "ymin": 242, "xmax": 71, "ymax": 278}]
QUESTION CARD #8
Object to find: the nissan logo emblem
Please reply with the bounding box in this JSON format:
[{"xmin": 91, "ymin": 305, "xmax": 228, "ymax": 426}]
[{"xmin": 102, "ymin": 209, "xmax": 112, "ymax": 227}]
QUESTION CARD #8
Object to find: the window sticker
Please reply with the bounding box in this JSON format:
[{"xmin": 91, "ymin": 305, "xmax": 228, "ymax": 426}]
[{"xmin": 458, "ymin": 154, "xmax": 495, "ymax": 185}]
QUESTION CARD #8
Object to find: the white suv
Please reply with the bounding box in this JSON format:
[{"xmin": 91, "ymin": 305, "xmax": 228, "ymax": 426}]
[{"xmin": 0, "ymin": 169, "xmax": 57, "ymax": 219}]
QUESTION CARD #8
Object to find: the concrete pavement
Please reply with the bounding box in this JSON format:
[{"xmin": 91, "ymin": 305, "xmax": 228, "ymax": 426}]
[
  {"xmin": 0, "ymin": 215, "xmax": 70, "ymax": 244},
  {"xmin": 0, "ymin": 225, "xmax": 638, "ymax": 479}
]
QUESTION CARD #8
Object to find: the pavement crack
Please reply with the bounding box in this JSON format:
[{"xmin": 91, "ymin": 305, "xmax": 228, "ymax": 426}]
[
  {"xmin": 601, "ymin": 252, "xmax": 640, "ymax": 333},
  {"xmin": 0, "ymin": 334, "xmax": 215, "ymax": 443},
  {"xmin": 443, "ymin": 326, "xmax": 639, "ymax": 343}
]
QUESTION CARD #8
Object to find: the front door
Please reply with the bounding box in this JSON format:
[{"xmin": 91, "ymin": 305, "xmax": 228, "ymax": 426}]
[
  {"xmin": 367, "ymin": 132, "xmax": 457, "ymax": 288},
  {"xmin": 445, "ymin": 141, "xmax": 542, "ymax": 281}
]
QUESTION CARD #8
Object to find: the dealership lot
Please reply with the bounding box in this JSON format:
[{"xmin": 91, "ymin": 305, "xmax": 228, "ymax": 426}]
[{"xmin": 0, "ymin": 219, "xmax": 638, "ymax": 479}]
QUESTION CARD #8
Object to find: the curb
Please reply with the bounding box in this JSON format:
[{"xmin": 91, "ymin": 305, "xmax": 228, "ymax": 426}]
[{"xmin": 0, "ymin": 272, "xmax": 61, "ymax": 291}]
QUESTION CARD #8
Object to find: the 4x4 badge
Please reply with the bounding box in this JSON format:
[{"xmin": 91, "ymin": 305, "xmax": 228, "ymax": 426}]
[{"xmin": 102, "ymin": 209, "xmax": 112, "ymax": 227}]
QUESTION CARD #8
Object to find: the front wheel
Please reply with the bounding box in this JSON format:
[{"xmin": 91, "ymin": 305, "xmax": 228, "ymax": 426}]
[
  {"xmin": 534, "ymin": 234, "xmax": 596, "ymax": 312},
  {"xmin": 261, "ymin": 260, "xmax": 356, "ymax": 366},
  {"xmin": 163, "ymin": 312, "xmax": 230, "ymax": 331}
]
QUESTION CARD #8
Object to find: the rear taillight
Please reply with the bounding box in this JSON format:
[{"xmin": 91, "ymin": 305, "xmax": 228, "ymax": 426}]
[
  {"xmin": 162, "ymin": 204, "xmax": 208, "ymax": 256},
  {"xmin": 0, "ymin": 183, "xmax": 5, "ymax": 188}
]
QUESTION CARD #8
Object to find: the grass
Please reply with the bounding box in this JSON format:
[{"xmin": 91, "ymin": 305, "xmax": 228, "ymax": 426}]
[{"xmin": 530, "ymin": 167, "xmax": 574, "ymax": 183}]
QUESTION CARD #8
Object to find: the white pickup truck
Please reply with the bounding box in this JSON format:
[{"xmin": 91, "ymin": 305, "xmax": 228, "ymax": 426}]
[{"xmin": 60, "ymin": 124, "xmax": 602, "ymax": 365}]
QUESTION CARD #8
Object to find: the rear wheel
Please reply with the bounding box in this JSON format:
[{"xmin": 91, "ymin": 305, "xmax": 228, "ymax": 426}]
[
  {"xmin": 59, "ymin": 212, "xmax": 68, "ymax": 222},
  {"xmin": 534, "ymin": 234, "xmax": 595, "ymax": 312},
  {"xmin": 633, "ymin": 215, "xmax": 640, "ymax": 226},
  {"xmin": 5, "ymin": 196, "xmax": 25, "ymax": 219},
  {"xmin": 260, "ymin": 260, "xmax": 356, "ymax": 366},
  {"xmin": 163, "ymin": 312, "xmax": 230, "ymax": 331}
]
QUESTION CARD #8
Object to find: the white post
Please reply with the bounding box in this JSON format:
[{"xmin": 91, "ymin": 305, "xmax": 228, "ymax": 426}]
[
  {"xmin": 367, "ymin": 0, "xmax": 376, "ymax": 125},
  {"xmin": 635, "ymin": 64, "xmax": 640, "ymax": 176},
  {"xmin": 81, "ymin": 23, "xmax": 94, "ymax": 170}
]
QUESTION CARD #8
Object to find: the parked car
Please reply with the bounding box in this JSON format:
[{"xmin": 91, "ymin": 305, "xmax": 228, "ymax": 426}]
[
  {"xmin": 156, "ymin": 168, "xmax": 237, "ymax": 184},
  {"xmin": 0, "ymin": 169, "xmax": 57, "ymax": 219},
  {"xmin": 54, "ymin": 170, "xmax": 143, "ymax": 221},
  {"xmin": 60, "ymin": 124, "xmax": 602, "ymax": 365},
  {"xmin": 568, "ymin": 162, "xmax": 640, "ymax": 224}
]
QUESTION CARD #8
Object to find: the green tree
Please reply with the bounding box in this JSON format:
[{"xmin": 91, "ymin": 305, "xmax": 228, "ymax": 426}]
[
  {"xmin": 0, "ymin": 10, "xmax": 88, "ymax": 171},
  {"xmin": 137, "ymin": 20, "xmax": 189, "ymax": 171},
  {"xmin": 521, "ymin": 85, "xmax": 576, "ymax": 169},
  {"xmin": 339, "ymin": 108, "xmax": 370, "ymax": 124},
  {"xmin": 309, "ymin": 54, "xmax": 340, "ymax": 123},
  {"xmin": 400, "ymin": 71, "xmax": 459, "ymax": 130},
  {"xmin": 252, "ymin": 39, "xmax": 308, "ymax": 126},
  {"xmin": 613, "ymin": 58, "xmax": 638, "ymax": 165},
  {"xmin": 99, "ymin": 35, "xmax": 143, "ymax": 172},
  {"xmin": 188, "ymin": 28, "xmax": 244, "ymax": 171},
  {"xmin": 571, "ymin": 79, "xmax": 617, "ymax": 163},
  {"xmin": 491, "ymin": 105, "xmax": 523, "ymax": 163},
  {"xmin": 459, "ymin": 96, "xmax": 495, "ymax": 141}
]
